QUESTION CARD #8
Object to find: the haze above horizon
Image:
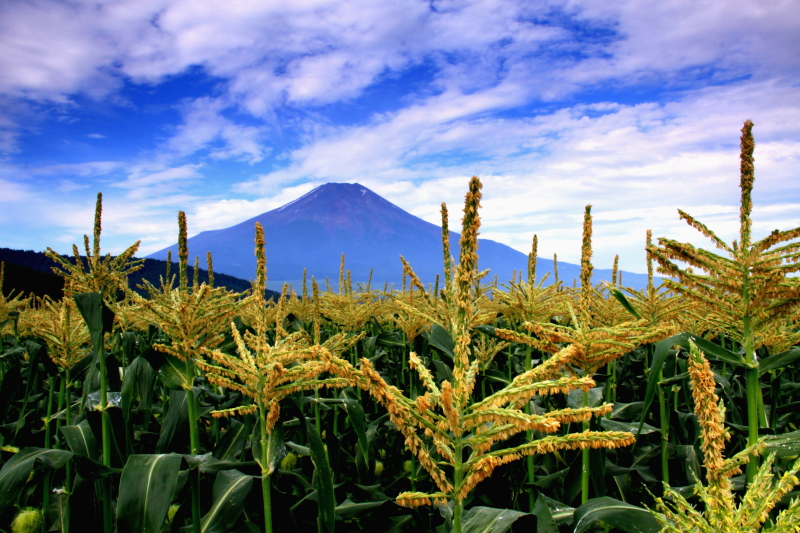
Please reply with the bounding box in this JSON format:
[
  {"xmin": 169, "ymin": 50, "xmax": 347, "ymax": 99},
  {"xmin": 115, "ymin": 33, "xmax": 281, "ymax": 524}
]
[{"xmin": 1, "ymin": 0, "xmax": 798, "ymax": 274}]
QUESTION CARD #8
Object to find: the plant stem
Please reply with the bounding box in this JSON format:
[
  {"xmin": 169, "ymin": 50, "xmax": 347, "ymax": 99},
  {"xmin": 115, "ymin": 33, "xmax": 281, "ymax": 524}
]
[
  {"xmin": 55, "ymin": 376, "xmax": 65, "ymax": 449},
  {"xmin": 743, "ymin": 304, "xmax": 761, "ymax": 484},
  {"xmin": 212, "ymin": 385, "xmax": 220, "ymax": 445},
  {"xmin": 453, "ymin": 435, "xmax": 464, "ymax": 533},
  {"xmin": 525, "ymin": 345, "xmax": 535, "ymax": 512},
  {"xmin": 658, "ymin": 372, "xmax": 669, "ymax": 486},
  {"xmin": 96, "ymin": 328, "xmax": 112, "ymax": 533},
  {"xmin": 44, "ymin": 376, "xmax": 55, "ymax": 449},
  {"xmin": 314, "ymin": 389, "xmax": 321, "ymax": 436},
  {"xmin": 259, "ymin": 402, "xmax": 273, "ymax": 533},
  {"xmin": 186, "ymin": 384, "xmax": 202, "ymax": 533},
  {"xmin": 43, "ymin": 375, "xmax": 55, "ymax": 523},
  {"xmin": 581, "ymin": 389, "xmax": 590, "ymax": 505},
  {"xmin": 65, "ymin": 368, "xmax": 72, "ymax": 493}
]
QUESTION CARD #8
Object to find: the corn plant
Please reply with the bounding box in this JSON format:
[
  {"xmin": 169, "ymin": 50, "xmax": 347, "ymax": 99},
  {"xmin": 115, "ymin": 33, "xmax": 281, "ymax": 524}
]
[
  {"xmin": 134, "ymin": 211, "xmax": 239, "ymax": 533},
  {"xmin": 344, "ymin": 177, "xmax": 636, "ymax": 533},
  {"xmin": 200, "ymin": 222, "xmax": 362, "ymax": 533},
  {"xmin": 523, "ymin": 205, "xmax": 669, "ymax": 504},
  {"xmin": 650, "ymin": 340, "xmax": 800, "ymax": 532},
  {"xmin": 45, "ymin": 193, "xmax": 143, "ymax": 309},
  {"xmin": 648, "ymin": 120, "xmax": 800, "ymax": 482}
]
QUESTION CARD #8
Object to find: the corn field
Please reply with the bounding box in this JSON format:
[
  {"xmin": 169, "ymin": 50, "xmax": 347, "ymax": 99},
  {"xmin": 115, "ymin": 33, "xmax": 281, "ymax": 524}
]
[{"xmin": 2, "ymin": 121, "xmax": 800, "ymax": 533}]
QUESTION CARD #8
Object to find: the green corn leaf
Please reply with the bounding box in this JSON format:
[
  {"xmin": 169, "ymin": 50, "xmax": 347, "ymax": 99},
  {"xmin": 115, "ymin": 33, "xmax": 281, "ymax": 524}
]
[
  {"xmin": 200, "ymin": 469, "xmax": 253, "ymax": 533},
  {"xmin": 424, "ymin": 323, "xmax": 455, "ymax": 359},
  {"xmin": 60, "ymin": 420, "xmax": 100, "ymax": 459},
  {"xmin": 116, "ymin": 454, "xmax": 182, "ymax": 533},
  {"xmin": 0, "ymin": 448, "xmax": 73, "ymax": 513},
  {"xmin": 306, "ymin": 415, "xmax": 336, "ymax": 532},
  {"xmin": 573, "ymin": 497, "xmax": 661, "ymax": 533},
  {"xmin": 156, "ymin": 388, "xmax": 196, "ymax": 453},
  {"xmin": 45, "ymin": 492, "xmax": 70, "ymax": 533},
  {"xmin": 376, "ymin": 331, "xmax": 405, "ymax": 348},
  {"xmin": 251, "ymin": 421, "xmax": 285, "ymax": 475},
  {"xmin": 73, "ymin": 292, "xmax": 104, "ymax": 346},
  {"xmin": 764, "ymin": 430, "xmax": 800, "ymax": 457},
  {"xmin": 212, "ymin": 418, "xmax": 250, "ymax": 461},
  {"xmin": 157, "ymin": 352, "xmax": 193, "ymax": 391},
  {"xmin": 15, "ymin": 341, "xmax": 50, "ymax": 438},
  {"xmin": 759, "ymin": 346, "xmax": 800, "ymax": 375},
  {"xmin": 461, "ymin": 506, "xmax": 528, "ymax": 533},
  {"xmin": 386, "ymin": 516, "xmax": 413, "ymax": 533},
  {"xmin": 600, "ymin": 418, "xmax": 659, "ymax": 435},
  {"xmin": 0, "ymin": 360, "xmax": 23, "ymax": 424},
  {"xmin": 71, "ymin": 455, "xmax": 122, "ymax": 480},
  {"xmin": 530, "ymin": 467, "xmax": 569, "ymax": 489},
  {"xmin": 333, "ymin": 389, "xmax": 370, "ymax": 479},
  {"xmin": 433, "ymin": 359, "xmax": 454, "ymax": 384},
  {"xmin": 635, "ymin": 332, "xmax": 747, "ymax": 445},
  {"xmin": 609, "ymin": 288, "xmax": 641, "ymax": 319},
  {"xmin": 531, "ymin": 495, "xmax": 559, "ymax": 533},
  {"xmin": 121, "ymin": 355, "xmax": 156, "ymax": 422},
  {"xmin": 333, "ymin": 499, "xmax": 385, "ymax": 519}
]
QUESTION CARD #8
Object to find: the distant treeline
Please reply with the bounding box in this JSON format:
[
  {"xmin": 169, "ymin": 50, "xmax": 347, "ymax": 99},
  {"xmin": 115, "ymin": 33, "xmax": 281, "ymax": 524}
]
[{"xmin": 0, "ymin": 248, "xmax": 279, "ymax": 300}]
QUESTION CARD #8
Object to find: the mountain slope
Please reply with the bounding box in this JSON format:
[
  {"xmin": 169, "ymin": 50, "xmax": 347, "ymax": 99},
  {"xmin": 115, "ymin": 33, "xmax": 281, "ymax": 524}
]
[{"xmin": 148, "ymin": 183, "xmax": 653, "ymax": 290}]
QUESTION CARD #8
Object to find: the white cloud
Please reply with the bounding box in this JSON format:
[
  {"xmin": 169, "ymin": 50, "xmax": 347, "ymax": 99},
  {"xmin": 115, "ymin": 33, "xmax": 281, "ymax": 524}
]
[
  {"xmin": 231, "ymin": 77, "xmax": 800, "ymax": 272},
  {"xmin": 1, "ymin": 0, "xmax": 799, "ymax": 276},
  {"xmin": 165, "ymin": 97, "xmax": 268, "ymax": 163},
  {"xmin": 32, "ymin": 161, "xmax": 124, "ymax": 177}
]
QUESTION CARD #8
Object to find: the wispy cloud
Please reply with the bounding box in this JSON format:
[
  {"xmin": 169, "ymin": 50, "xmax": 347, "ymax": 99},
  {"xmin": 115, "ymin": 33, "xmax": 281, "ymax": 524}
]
[{"xmin": 0, "ymin": 0, "xmax": 797, "ymax": 275}]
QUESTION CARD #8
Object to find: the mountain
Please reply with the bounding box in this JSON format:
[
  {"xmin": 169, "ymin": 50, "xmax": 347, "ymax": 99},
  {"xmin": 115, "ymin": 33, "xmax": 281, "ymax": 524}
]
[{"xmin": 148, "ymin": 183, "xmax": 655, "ymax": 291}]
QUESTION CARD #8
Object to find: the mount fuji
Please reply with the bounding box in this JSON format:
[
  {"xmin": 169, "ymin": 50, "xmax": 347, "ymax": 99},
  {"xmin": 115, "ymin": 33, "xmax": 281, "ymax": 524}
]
[{"xmin": 147, "ymin": 183, "xmax": 652, "ymax": 290}]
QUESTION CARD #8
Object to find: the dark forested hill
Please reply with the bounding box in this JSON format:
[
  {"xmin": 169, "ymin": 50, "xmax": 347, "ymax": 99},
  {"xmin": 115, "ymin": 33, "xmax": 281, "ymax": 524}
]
[{"xmin": 0, "ymin": 248, "xmax": 277, "ymax": 300}]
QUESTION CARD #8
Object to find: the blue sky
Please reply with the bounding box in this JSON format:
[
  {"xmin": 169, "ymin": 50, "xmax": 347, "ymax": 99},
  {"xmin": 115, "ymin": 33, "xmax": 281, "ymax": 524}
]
[{"xmin": 1, "ymin": 0, "xmax": 799, "ymax": 275}]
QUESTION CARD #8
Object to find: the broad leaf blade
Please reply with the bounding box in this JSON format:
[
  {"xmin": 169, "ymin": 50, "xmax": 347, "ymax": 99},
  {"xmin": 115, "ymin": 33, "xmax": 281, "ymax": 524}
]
[
  {"xmin": 425, "ymin": 324, "xmax": 455, "ymax": 359},
  {"xmin": 200, "ymin": 469, "xmax": 253, "ymax": 533},
  {"xmin": 764, "ymin": 430, "xmax": 800, "ymax": 457},
  {"xmin": 759, "ymin": 347, "xmax": 800, "ymax": 375},
  {"xmin": 60, "ymin": 419, "xmax": 100, "ymax": 459},
  {"xmin": 461, "ymin": 506, "xmax": 527, "ymax": 533},
  {"xmin": 531, "ymin": 495, "xmax": 559, "ymax": 533},
  {"xmin": 306, "ymin": 415, "xmax": 336, "ymax": 532},
  {"xmin": 213, "ymin": 418, "xmax": 250, "ymax": 461},
  {"xmin": 116, "ymin": 454, "xmax": 182, "ymax": 533},
  {"xmin": 573, "ymin": 497, "xmax": 661, "ymax": 533},
  {"xmin": 609, "ymin": 288, "xmax": 641, "ymax": 319},
  {"xmin": 600, "ymin": 418, "xmax": 659, "ymax": 436},
  {"xmin": 0, "ymin": 448, "xmax": 73, "ymax": 513}
]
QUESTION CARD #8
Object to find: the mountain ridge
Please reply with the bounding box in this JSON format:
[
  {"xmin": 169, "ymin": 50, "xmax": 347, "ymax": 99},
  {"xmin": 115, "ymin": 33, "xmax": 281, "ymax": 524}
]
[{"xmin": 148, "ymin": 183, "xmax": 655, "ymax": 290}]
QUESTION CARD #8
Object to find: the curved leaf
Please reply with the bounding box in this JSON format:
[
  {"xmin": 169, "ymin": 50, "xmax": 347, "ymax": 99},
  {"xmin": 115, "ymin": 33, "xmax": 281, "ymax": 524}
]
[
  {"xmin": 306, "ymin": 415, "xmax": 336, "ymax": 532},
  {"xmin": 636, "ymin": 332, "xmax": 747, "ymax": 443},
  {"xmin": 116, "ymin": 454, "xmax": 182, "ymax": 533},
  {"xmin": 251, "ymin": 420, "xmax": 285, "ymax": 475},
  {"xmin": 531, "ymin": 496, "xmax": 559, "ymax": 533},
  {"xmin": 573, "ymin": 497, "xmax": 661, "ymax": 533},
  {"xmin": 461, "ymin": 506, "xmax": 527, "ymax": 533},
  {"xmin": 600, "ymin": 418, "xmax": 659, "ymax": 436},
  {"xmin": 0, "ymin": 448, "xmax": 73, "ymax": 513},
  {"xmin": 759, "ymin": 347, "xmax": 800, "ymax": 375},
  {"xmin": 212, "ymin": 418, "xmax": 250, "ymax": 461},
  {"xmin": 424, "ymin": 324, "xmax": 455, "ymax": 359},
  {"xmin": 334, "ymin": 499, "xmax": 385, "ymax": 519},
  {"xmin": 609, "ymin": 288, "xmax": 641, "ymax": 320},
  {"xmin": 201, "ymin": 469, "xmax": 253, "ymax": 533},
  {"xmin": 156, "ymin": 388, "xmax": 198, "ymax": 453},
  {"xmin": 60, "ymin": 420, "xmax": 100, "ymax": 459},
  {"xmin": 764, "ymin": 430, "xmax": 800, "ymax": 458}
]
